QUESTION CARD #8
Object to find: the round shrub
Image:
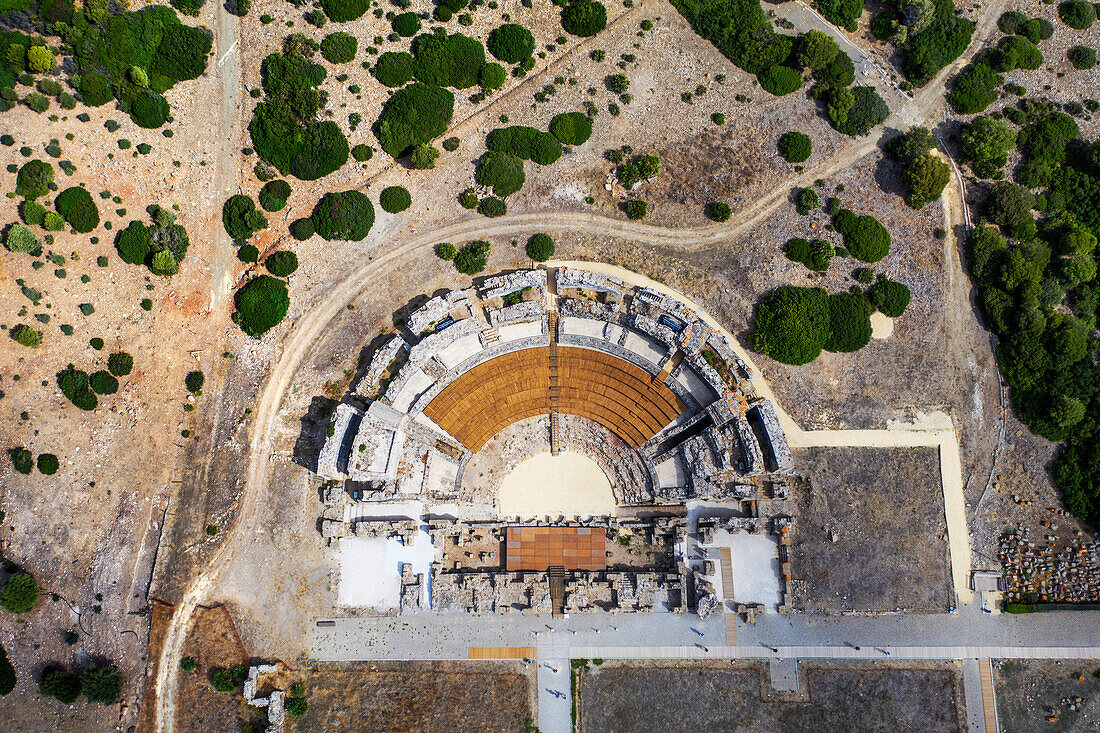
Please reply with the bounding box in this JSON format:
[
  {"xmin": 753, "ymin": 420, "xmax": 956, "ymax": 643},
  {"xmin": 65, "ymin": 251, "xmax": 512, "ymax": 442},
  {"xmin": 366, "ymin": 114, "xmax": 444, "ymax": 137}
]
[
  {"xmin": 443, "ymin": 137, "xmax": 460, "ymax": 152},
  {"xmin": 833, "ymin": 209, "xmax": 891, "ymax": 262},
  {"xmin": 320, "ymin": 0, "xmax": 369, "ymax": 22},
  {"xmin": 623, "ymin": 199, "xmax": 648, "ymax": 219},
  {"xmin": 10, "ymin": 324, "xmax": 42, "ymax": 348},
  {"xmin": 778, "ymin": 131, "xmax": 811, "ymax": 163},
  {"xmin": 707, "ymin": 202, "xmax": 731, "ymax": 222},
  {"xmin": 265, "ymin": 250, "xmax": 299, "ymax": 276},
  {"xmin": 57, "ymin": 364, "xmax": 98, "ymax": 411},
  {"xmin": 831, "ymin": 86, "xmax": 889, "ymax": 137},
  {"xmin": 393, "ymin": 11, "xmax": 421, "ymax": 36},
  {"xmin": 477, "ymin": 64, "xmax": 506, "ymax": 93},
  {"xmin": 108, "ymin": 352, "xmax": 133, "ymax": 377},
  {"xmin": 996, "ymin": 34, "xmax": 1044, "ymax": 72},
  {"xmin": 321, "ymin": 31, "xmax": 358, "ymax": 63},
  {"xmin": 438, "ymin": 242, "xmax": 457, "ymax": 260},
  {"xmin": 526, "ymin": 233, "xmax": 555, "ymax": 261},
  {"xmin": 1, "ymin": 573, "xmax": 38, "ymax": 614},
  {"xmin": 222, "ymin": 195, "xmax": 267, "ymax": 240},
  {"xmin": 185, "ymin": 370, "xmax": 205, "ymax": 393},
  {"xmin": 1059, "ymin": 0, "xmax": 1095, "ymax": 29},
  {"xmin": 561, "ymin": 0, "xmax": 606, "ymax": 37},
  {"xmin": 476, "ymin": 151, "xmax": 526, "ymax": 197},
  {"xmin": 235, "ymin": 275, "xmax": 290, "ymax": 337},
  {"xmin": 79, "ymin": 72, "xmax": 114, "ymax": 107},
  {"xmin": 410, "ymin": 31, "xmax": 485, "ymax": 88},
  {"xmin": 16, "ymin": 160, "xmax": 53, "ymax": 199},
  {"xmin": 488, "ymin": 23, "xmax": 535, "ymax": 63},
  {"xmin": 410, "ymin": 144, "xmax": 440, "ymax": 169},
  {"xmin": 82, "ymin": 664, "xmax": 123, "ymax": 705},
  {"xmin": 486, "ymin": 126, "xmax": 562, "ymax": 165},
  {"xmin": 477, "ymin": 196, "xmax": 507, "ymax": 217},
  {"xmin": 39, "ymin": 665, "xmax": 81, "ymax": 704},
  {"xmin": 352, "ymin": 144, "xmax": 373, "ymax": 162},
  {"xmin": 454, "ymin": 240, "xmax": 491, "ymax": 274},
  {"xmin": 434, "ymin": 4, "xmax": 452, "ymax": 20},
  {"xmin": 1068, "ymin": 46, "xmax": 1097, "ymax": 70},
  {"xmin": 373, "ymin": 83, "xmax": 455, "ymax": 157},
  {"xmin": 312, "ymin": 190, "xmax": 375, "ymax": 240},
  {"xmin": 549, "ymin": 112, "xmax": 592, "ymax": 145},
  {"xmin": 237, "ymin": 244, "xmax": 259, "ymax": 263},
  {"xmin": 290, "ymin": 217, "xmax": 316, "ymax": 240},
  {"xmin": 89, "ymin": 370, "xmax": 119, "ymax": 395},
  {"xmin": 998, "ymin": 10, "xmax": 1027, "ymax": 35},
  {"xmin": 131, "ymin": 91, "xmax": 170, "ymax": 129},
  {"xmin": 374, "ymin": 51, "xmax": 416, "ymax": 87},
  {"xmin": 36, "ymin": 453, "xmax": 59, "ymax": 475},
  {"xmin": 868, "ymin": 278, "xmax": 911, "ymax": 317},
  {"xmin": 55, "ymin": 187, "xmax": 100, "ymax": 233},
  {"xmin": 757, "ymin": 65, "xmax": 802, "ymax": 96},
  {"xmin": 823, "ymin": 291, "xmax": 872, "ymax": 352},
  {"xmin": 9, "ymin": 448, "xmax": 33, "ymax": 475},
  {"xmin": 459, "ymin": 188, "xmax": 479, "ymax": 209},
  {"xmin": 379, "ymin": 186, "xmax": 412, "ymax": 213},
  {"xmin": 752, "ymin": 286, "xmax": 830, "ymax": 365},
  {"xmin": 259, "ymin": 180, "xmax": 291, "ymax": 212},
  {"xmin": 286, "ymin": 697, "xmax": 308, "ymax": 717},
  {"xmin": 6, "ymin": 224, "xmax": 38, "ymax": 254}
]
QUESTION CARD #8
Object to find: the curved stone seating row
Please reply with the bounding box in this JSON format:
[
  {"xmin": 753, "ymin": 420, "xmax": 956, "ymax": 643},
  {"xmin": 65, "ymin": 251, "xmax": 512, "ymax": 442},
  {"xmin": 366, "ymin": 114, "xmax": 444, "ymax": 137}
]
[{"xmin": 424, "ymin": 346, "xmax": 685, "ymax": 452}]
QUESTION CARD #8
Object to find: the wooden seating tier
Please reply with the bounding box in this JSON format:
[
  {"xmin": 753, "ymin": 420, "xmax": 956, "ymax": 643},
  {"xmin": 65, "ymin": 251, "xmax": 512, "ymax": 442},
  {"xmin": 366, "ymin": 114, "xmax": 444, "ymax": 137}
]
[{"xmin": 424, "ymin": 345, "xmax": 684, "ymax": 452}]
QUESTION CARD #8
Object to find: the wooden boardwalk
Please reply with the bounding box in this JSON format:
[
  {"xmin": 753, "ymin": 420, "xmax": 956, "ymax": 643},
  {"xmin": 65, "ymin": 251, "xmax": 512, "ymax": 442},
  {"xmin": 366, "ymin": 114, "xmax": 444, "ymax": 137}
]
[
  {"xmin": 720, "ymin": 548, "xmax": 738, "ymax": 645},
  {"xmin": 468, "ymin": 646, "xmax": 536, "ymax": 659},
  {"xmin": 979, "ymin": 658, "xmax": 998, "ymax": 732}
]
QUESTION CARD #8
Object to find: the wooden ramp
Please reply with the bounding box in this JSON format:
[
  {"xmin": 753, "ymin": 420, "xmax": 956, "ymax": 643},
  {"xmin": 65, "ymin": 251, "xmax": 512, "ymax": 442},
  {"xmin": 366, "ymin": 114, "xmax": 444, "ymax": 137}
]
[
  {"xmin": 979, "ymin": 658, "xmax": 998, "ymax": 732},
  {"xmin": 469, "ymin": 647, "xmax": 536, "ymax": 659},
  {"xmin": 719, "ymin": 548, "xmax": 738, "ymax": 645},
  {"xmin": 549, "ymin": 566, "xmax": 566, "ymax": 617}
]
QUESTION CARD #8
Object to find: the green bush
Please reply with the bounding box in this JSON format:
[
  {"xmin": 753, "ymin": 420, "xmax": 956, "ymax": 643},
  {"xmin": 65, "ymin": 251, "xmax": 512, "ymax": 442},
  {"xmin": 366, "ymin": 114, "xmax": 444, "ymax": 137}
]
[
  {"xmin": 816, "ymin": 0, "xmax": 863, "ymax": 31},
  {"xmin": 393, "ymin": 12, "xmax": 422, "ymax": 36},
  {"xmin": 868, "ymin": 278, "xmax": 911, "ymax": 317},
  {"xmin": 235, "ymin": 276, "xmax": 290, "ymax": 337},
  {"xmin": 1059, "ymin": 0, "xmax": 1095, "ymax": 29},
  {"xmin": 813, "ymin": 47, "xmax": 854, "ymax": 86},
  {"xmin": 549, "ymin": 112, "xmax": 592, "ymax": 145},
  {"xmin": 439, "ymin": 242, "xmax": 458, "ymax": 260},
  {"xmin": 237, "ymin": 245, "xmax": 259, "ymax": 263},
  {"xmin": 81, "ymin": 664, "xmax": 123, "ymax": 705},
  {"xmin": 185, "ymin": 370, "xmax": 204, "ymax": 393},
  {"xmin": 131, "ymin": 91, "xmax": 170, "ymax": 129},
  {"xmin": 903, "ymin": 16, "xmax": 974, "ymax": 85},
  {"xmin": 321, "ymin": 31, "xmax": 358, "ymax": 63},
  {"xmin": 222, "ymin": 195, "xmax": 267, "ymax": 240},
  {"xmin": 786, "ymin": 237, "xmax": 834, "ymax": 271},
  {"xmin": 454, "ymin": 240, "xmax": 491, "ymax": 274},
  {"xmin": 410, "ymin": 143, "xmax": 440, "ymax": 169},
  {"xmin": 57, "ymin": 364, "xmax": 98, "ymax": 410},
  {"xmin": 5, "ymin": 224, "xmax": 38, "ymax": 254},
  {"xmin": 352, "ymin": 144, "xmax": 373, "ymax": 162},
  {"xmin": 39, "ymin": 665, "xmax": 81, "ymax": 704},
  {"xmin": 170, "ymin": 0, "xmax": 205, "ymax": 15},
  {"xmin": 116, "ymin": 221, "xmax": 151, "ymax": 265},
  {"xmin": 1068, "ymin": 45, "xmax": 1097, "ymax": 69},
  {"xmin": 778, "ymin": 131, "xmax": 811, "ymax": 163},
  {"xmin": 11, "ymin": 324, "xmax": 42, "ymax": 348},
  {"xmin": 526, "ymin": 233, "xmax": 555, "ymax": 261},
  {"xmin": 1, "ymin": 573, "xmax": 38, "ymax": 614},
  {"xmin": 373, "ymin": 83, "xmax": 455, "ymax": 157},
  {"xmin": 708, "ymin": 202, "xmax": 732, "ymax": 222},
  {"xmin": 828, "ymin": 86, "xmax": 889, "ymax": 136},
  {"xmin": 486, "ymin": 126, "xmax": 562, "ymax": 165},
  {"xmin": 9, "ymin": 448, "xmax": 33, "ymax": 475},
  {"xmin": 89, "ymin": 370, "xmax": 119, "ymax": 395},
  {"xmin": 290, "ymin": 217, "xmax": 316, "ymax": 240},
  {"xmin": 459, "ymin": 188, "xmax": 479, "ymax": 209},
  {"xmin": 623, "ymin": 199, "xmax": 648, "ymax": 219},
  {"xmin": 488, "ymin": 23, "xmax": 535, "ymax": 63},
  {"xmin": 823, "ymin": 291, "xmax": 872, "ymax": 352},
  {"xmin": 0, "ymin": 644, "xmax": 15, "ymax": 696},
  {"xmin": 757, "ymin": 65, "xmax": 802, "ymax": 96},
  {"xmin": 478, "ymin": 196, "xmax": 507, "ymax": 217},
  {"xmin": 379, "ymin": 186, "xmax": 412, "ymax": 213},
  {"xmin": 834, "ymin": 208, "xmax": 890, "ymax": 262},
  {"xmin": 476, "ymin": 151, "xmax": 526, "ymax": 197},
  {"xmin": 374, "ymin": 52, "xmax": 416, "ymax": 87},
  {"xmin": 960, "ymin": 115, "xmax": 1016, "ymax": 178},
  {"xmin": 108, "ymin": 352, "xmax": 134, "ymax": 377},
  {"xmin": 286, "ymin": 697, "xmax": 309, "ymax": 717},
  {"xmin": 903, "ymin": 153, "xmax": 950, "ymax": 209},
  {"xmin": 985, "ymin": 181, "xmax": 1036, "ymax": 239},
  {"xmin": 312, "ymin": 190, "xmax": 375, "ymax": 240},
  {"xmin": 55, "ymin": 187, "xmax": 100, "ymax": 233},
  {"xmin": 948, "ymin": 60, "xmax": 1001, "ymax": 114},
  {"xmin": 561, "ymin": 0, "xmax": 607, "ymax": 37},
  {"xmin": 16, "ymin": 160, "xmax": 53, "ymax": 199},
  {"xmin": 265, "ymin": 251, "xmax": 299, "ymax": 276},
  {"xmin": 320, "ymin": 0, "xmax": 369, "ymax": 21},
  {"xmin": 796, "ymin": 187, "xmax": 820, "ymax": 215},
  {"xmin": 259, "ymin": 180, "xmax": 292, "ymax": 212},
  {"xmin": 995, "ymin": 34, "xmax": 1043, "ymax": 72},
  {"xmin": 797, "ymin": 29, "xmax": 840, "ymax": 70},
  {"xmin": 250, "ymin": 53, "xmax": 349, "ymax": 180},
  {"xmin": 79, "ymin": 72, "xmax": 114, "ymax": 107},
  {"xmin": 752, "ymin": 286, "xmax": 830, "ymax": 364},
  {"xmin": 411, "ymin": 32, "xmax": 486, "ymax": 88},
  {"xmin": 479, "ymin": 62, "xmax": 507, "ymax": 90},
  {"xmin": 21, "ymin": 200, "xmax": 46, "ymax": 227},
  {"xmin": 670, "ymin": 0, "xmax": 792, "ymax": 75}
]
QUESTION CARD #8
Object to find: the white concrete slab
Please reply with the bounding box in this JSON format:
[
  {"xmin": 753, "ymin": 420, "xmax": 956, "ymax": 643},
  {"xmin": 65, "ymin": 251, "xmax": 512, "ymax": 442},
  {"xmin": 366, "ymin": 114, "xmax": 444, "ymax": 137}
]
[
  {"xmin": 338, "ymin": 526, "xmax": 435, "ymax": 611},
  {"xmin": 436, "ymin": 333, "xmax": 484, "ymax": 369}
]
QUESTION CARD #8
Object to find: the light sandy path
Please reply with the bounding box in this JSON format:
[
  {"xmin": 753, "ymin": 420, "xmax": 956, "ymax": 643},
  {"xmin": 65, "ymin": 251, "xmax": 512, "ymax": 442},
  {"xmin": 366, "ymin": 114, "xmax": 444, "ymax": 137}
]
[{"xmin": 498, "ymin": 452, "xmax": 617, "ymax": 518}]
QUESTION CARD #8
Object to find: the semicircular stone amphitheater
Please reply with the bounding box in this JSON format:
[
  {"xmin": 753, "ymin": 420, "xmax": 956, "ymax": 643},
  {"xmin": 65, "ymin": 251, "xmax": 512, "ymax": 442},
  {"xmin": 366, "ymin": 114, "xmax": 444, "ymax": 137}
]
[{"xmin": 316, "ymin": 265, "xmax": 793, "ymax": 508}]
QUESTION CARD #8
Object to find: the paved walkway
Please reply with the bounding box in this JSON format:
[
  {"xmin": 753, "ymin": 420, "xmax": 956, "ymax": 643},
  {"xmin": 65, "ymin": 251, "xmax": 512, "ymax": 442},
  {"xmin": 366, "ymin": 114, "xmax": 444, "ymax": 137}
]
[
  {"xmin": 961, "ymin": 658, "xmax": 985, "ymax": 733},
  {"xmin": 537, "ymin": 659, "xmax": 571, "ymax": 733}
]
